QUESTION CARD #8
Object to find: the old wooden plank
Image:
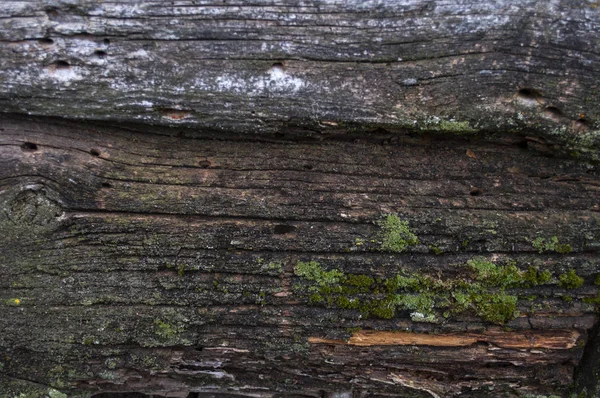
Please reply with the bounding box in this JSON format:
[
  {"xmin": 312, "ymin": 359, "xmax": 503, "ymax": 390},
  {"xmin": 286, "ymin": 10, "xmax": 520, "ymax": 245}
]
[
  {"xmin": 0, "ymin": 1, "xmax": 599, "ymax": 158},
  {"xmin": 0, "ymin": 115, "xmax": 599, "ymax": 396}
]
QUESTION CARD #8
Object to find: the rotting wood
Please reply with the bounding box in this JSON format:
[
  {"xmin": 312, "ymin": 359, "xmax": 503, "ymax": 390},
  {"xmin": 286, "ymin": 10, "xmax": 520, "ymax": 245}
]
[
  {"xmin": 2, "ymin": 1, "xmax": 600, "ymax": 396},
  {"xmin": 0, "ymin": 115, "xmax": 599, "ymax": 397},
  {"xmin": 309, "ymin": 329, "xmax": 581, "ymax": 349}
]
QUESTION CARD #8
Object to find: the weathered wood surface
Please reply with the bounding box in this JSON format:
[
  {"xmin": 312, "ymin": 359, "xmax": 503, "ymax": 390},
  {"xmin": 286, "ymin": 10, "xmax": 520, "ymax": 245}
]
[
  {"xmin": 2, "ymin": 1, "xmax": 600, "ymax": 396},
  {"xmin": 0, "ymin": 115, "xmax": 599, "ymax": 397},
  {"xmin": 1, "ymin": 0, "xmax": 600, "ymax": 159}
]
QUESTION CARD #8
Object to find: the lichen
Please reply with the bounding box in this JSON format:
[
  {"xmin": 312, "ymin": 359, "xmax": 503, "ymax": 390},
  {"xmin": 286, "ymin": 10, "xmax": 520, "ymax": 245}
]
[
  {"xmin": 294, "ymin": 260, "xmax": 343, "ymax": 287},
  {"xmin": 267, "ymin": 261, "xmax": 283, "ymax": 274},
  {"xmin": 154, "ymin": 319, "xmax": 178, "ymax": 339},
  {"xmin": 532, "ymin": 236, "xmax": 572, "ymax": 254},
  {"xmin": 417, "ymin": 116, "xmax": 477, "ymax": 134},
  {"xmin": 377, "ymin": 215, "xmax": 418, "ymax": 253},
  {"xmin": 4, "ymin": 298, "xmax": 21, "ymax": 306},
  {"xmin": 438, "ymin": 120, "xmax": 476, "ymax": 133}
]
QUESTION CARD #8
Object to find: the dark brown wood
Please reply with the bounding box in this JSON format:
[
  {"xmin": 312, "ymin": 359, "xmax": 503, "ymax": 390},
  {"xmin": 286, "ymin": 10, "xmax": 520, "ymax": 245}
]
[{"xmin": 0, "ymin": 115, "xmax": 599, "ymax": 397}]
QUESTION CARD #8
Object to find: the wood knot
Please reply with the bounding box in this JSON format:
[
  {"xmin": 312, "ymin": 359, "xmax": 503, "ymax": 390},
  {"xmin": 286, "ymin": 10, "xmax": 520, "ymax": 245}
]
[{"xmin": 5, "ymin": 187, "xmax": 64, "ymax": 227}]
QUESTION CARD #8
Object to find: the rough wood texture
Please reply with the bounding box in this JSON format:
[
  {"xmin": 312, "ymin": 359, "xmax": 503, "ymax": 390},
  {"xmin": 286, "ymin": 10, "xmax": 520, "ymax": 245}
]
[
  {"xmin": 1, "ymin": 1, "xmax": 600, "ymax": 159},
  {"xmin": 2, "ymin": 1, "xmax": 600, "ymax": 397},
  {"xmin": 1, "ymin": 115, "xmax": 599, "ymax": 397}
]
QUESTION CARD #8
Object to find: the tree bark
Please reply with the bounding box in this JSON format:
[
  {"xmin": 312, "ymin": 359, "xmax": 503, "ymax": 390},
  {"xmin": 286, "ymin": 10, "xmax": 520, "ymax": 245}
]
[{"xmin": 1, "ymin": 1, "xmax": 600, "ymax": 397}]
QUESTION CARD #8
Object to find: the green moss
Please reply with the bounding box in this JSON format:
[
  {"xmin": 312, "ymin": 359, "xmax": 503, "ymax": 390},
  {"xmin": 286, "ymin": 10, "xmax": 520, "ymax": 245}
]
[
  {"xmin": 555, "ymin": 243, "xmax": 573, "ymax": 254},
  {"xmin": 562, "ymin": 295, "xmax": 573, "ymax": 303},
  {"xmin": 429, "ymin": 245, "xmax": 443, "ymax": 255},
  {"xmin": 466, "ymin": 258, "xmax": 522, "ymax": 288},
  {"xmin": 532, "ymin": 236, "xmax": 572, "ymax": 254},
  {"xmin": 419, "ymin": 116, "xmax": 477, "ymax": 134},
  {"xmin": 377, "ymin": 215, "xmax": 418, "ymax": 253},
  {"xmin": 559, "ymin": 270, "xmax": 584, "ymax": 289},
  {"xmin": 294, "ymin": 260, "xmax": 518, "ymax": 324},
  {"xmin": 259, "ymin": 259, "xmax": 284, "ymax": 274},
  {"xmin": 521, "ymin": 394, "xmax": 561, "ymax": 398},
  {"xmin": 583, "ymin": 293, "xmax": 600, "ymax": 305},
  {"xmin": 472, "ymin": 292, "xmax": 518, "ymax": 324},
  {"xmin": 48, "ymin": 390, "xmax": 68, "ymax": 398},
  {"xmin": 594, "ymin": 274, "xmax": 600, "ymax": 286},
  {"xmin": 522, "ymin": 266, "xmax": 552, "ymax": 286},
  {"xmin": 256, "ymin": 291, "xmax": 267, "ymax": 306},
  {"xmin": 83, "ymin": 337, "xmax": 95, "ymax": 345},
  {"xmin": 396, "ymin": 293, "xmax": 435, "ymax": 313},
  {"xmin": 177, "ymin": 263, "xmax": 187, "ymax": 276},
  {"xmin": 467, "ymin": 258, "xmax": 498, "ymax": 280},
  {"xmin": 347, "ymin": 273, "xmax": 375, "ymax": 287},
  {"xmin": 293, "ymin": 258, "xmax": 596, "ymax": 325}
]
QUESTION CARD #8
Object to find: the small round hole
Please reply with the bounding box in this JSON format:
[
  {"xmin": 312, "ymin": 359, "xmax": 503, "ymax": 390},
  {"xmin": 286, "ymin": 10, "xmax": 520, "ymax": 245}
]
[
  {"xmin": 576, "ymin": 118, "xmax": 590, "ymax": 127},
  {"xmin": 251, "ymin": 111, "xmax": 256, "ymax": 115},
  {"xmin": 101, "ymin": 182, "xmax": 112, "ymax": 188},
  {"xmin": 199, "ymin": 160, "xmax": 211, "ymax": 168},
  {"xmin": 38, "ymin": 38, "xmax": 54, "ymax": 45},
  {"xmin": 52, "ymin": 60, "xmax": 70, "ymax": 69},
  {"xmin": 94, "ymin": 50, "xmax": 107, "ymax": 58},
  {"xmin": 271, "ymin": 62, "xmax": 284, "ymax": 69},
  {"xmin": 103, "ymin": 38, "xmax": 110, "ymax": 46},
  {"xmin": 303, "ymin": 164, "xmax": 313, "ymax": 170},
  {"xmin": 470, "ymin": 188, "xmax": 482, "ymax": 196},
  {"xmin": 544, "ymin": 106, "xmax": 563, "ymax": 117},
  {"xmin": 517, "ymin": 88, "xmax": 542, "ymax": 101},
  {"xmin": 21, "ymin": 142, "xmax": 38, "ymax": 152},
  {"xmin": 90, "ymin": 148, "xmax": 101, "ymax": 157},
  {"xmin": 273, "ymin": 224, "xmax": 296, "ymax": 234},
  {"xmin": 45, "ymin": 7, "xmax": 59, "ymax": 18},
  {"xmin": 516, "ymin": 140, "xmax": 529, "ymax": 149}
]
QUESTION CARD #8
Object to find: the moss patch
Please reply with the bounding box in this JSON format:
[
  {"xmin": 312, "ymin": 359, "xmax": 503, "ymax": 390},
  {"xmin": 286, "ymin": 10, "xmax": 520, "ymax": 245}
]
[
  {"xmin": 293, "ymin": 258, "xmax": 588, "ymax": 325},
  {"xmin": 559, "ymin": 269, "xmax": 584, "ymax": 289}
]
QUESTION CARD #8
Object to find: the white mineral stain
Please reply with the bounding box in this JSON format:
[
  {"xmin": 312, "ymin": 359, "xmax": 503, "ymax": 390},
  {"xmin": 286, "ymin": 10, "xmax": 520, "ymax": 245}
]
[
  {"xmin": 211, "ymin": 66, "xmax": 306, "ymax": 95},
  {"xmin": 42, "ymin": 67, "xmax": 81, "ymax": 84}
]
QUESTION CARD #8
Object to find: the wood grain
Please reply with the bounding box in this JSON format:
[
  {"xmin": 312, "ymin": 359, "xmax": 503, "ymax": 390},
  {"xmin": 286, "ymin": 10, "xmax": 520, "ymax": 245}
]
[{"xmin": 0, "ymin": 115, "xmax": 598, "ymax": 397}]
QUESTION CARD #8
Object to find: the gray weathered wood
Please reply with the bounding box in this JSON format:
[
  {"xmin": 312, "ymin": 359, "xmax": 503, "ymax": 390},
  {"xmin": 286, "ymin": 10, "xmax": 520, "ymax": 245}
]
[{"xmin": 1, "ymin": 1, "xmax": 600, "ymax": 159}]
